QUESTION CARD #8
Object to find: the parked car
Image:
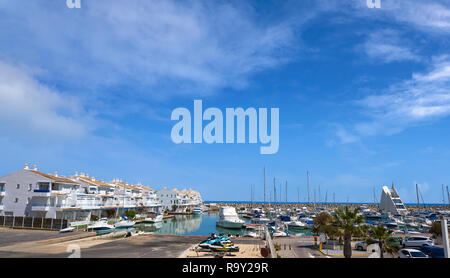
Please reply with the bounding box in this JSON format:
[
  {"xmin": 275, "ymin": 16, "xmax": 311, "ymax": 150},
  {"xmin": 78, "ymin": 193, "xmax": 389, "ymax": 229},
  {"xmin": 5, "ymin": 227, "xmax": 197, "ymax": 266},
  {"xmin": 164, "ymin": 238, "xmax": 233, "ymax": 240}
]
[
  {"xmin": 402, "ymin": 236, "xmax": 433, "ymax": 248},
  {"xmin": 398, "ymin": 248, "xmax": 428, "ymax": 258},
  {"xmin": 355, "ymin": 239, "xmax": 378, "ymax": 251},
  {"xmin": 420, "ymin": 245, "xmax": 445, "ymax": 258},
  {"xmin": 355, "ymin": 237, "xmax": 402, "ymax": 251}
]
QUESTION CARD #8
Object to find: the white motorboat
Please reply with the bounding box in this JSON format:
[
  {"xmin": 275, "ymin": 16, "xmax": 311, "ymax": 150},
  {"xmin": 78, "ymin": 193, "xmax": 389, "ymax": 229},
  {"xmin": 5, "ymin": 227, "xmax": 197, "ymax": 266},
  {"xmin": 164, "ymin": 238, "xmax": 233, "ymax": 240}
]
[
  {"xmin": 114, "ymin": 220, "xmax": 135, "ymax": 228},
  {"xmin": 88, "ymin": 220, "xmax": 115, "ymax": 231},
  {"xmin": 272, "ymin": 230, "xmax": 288, "ymax": 237},
  {"xmin": 216, "ymin": 206, "xmax": 245, "ymax": 229},
  {"xmin": 193, "ymin": 207, "xmax": 203, "ymax": 215},
  {"xmin": 287, "ymin": 221, "xmax": 307, "ymax": 229},
  {"xmin": 250, "ymin": 217, "xmax": 271, "ymax": 225},
  {"xmin": 243, "ymin": 232, "xmax": 259, "ymax": 238},
  {"xmin": 144, "ymin": 214, "xmax": 163, "ymax": 223}
]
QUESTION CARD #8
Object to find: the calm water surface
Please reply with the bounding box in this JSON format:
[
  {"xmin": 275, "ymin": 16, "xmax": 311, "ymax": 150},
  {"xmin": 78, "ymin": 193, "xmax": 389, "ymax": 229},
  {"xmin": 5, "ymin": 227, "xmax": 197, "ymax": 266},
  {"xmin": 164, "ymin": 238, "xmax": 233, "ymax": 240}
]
[{"xmin": 134, "ymin": 213, "xmax": 313, "ymax": 237}]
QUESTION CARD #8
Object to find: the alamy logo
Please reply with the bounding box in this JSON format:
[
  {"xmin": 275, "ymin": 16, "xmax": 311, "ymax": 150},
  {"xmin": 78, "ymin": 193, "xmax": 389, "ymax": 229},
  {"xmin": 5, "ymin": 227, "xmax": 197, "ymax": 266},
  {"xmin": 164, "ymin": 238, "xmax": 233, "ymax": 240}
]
[
  {"xmin": 366, "ymin": 0, "xmax": 381, "ymax": 8},
  {"xmin": 170, "ymin": 100, "xmax": 279, "ymax": 155},
  {"xmin": 66, "ymin": 0, "xmax": 81, "ymax": 9}
]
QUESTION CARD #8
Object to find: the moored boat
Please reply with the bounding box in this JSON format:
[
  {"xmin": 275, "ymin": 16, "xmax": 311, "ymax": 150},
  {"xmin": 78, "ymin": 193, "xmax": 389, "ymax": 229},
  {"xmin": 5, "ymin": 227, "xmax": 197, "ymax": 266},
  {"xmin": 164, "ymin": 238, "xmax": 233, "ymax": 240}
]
[{"xmin": 216, "ymin": 206, "xmax": 245, "ymax": 229}]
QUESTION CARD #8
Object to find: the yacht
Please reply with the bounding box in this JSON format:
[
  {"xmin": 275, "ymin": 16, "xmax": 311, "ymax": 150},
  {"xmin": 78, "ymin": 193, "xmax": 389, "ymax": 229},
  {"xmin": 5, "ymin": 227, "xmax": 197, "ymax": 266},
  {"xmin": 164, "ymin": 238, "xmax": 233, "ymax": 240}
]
[
  {"xmin": 144, "ymin": 214, "xmax": 164, "ymax": 223},
  {"xmin": 87, "ymin": 220, "xmax": 115, "ymax": 231},
  {"xmin": 287, "ymin": 221, "xmax": 307, "ymax": 229},
  {"xmin": 216, "ymin": 206, "xmax": 245, "ymax": 229},
  {"xmin": 114, "ymin": 220, "xmax": 135, "ymax": 228},
  {"xmin": 114, "ymin": 215, "xmax": 135, "ymax": 228},
  {"xmin": 193, "ymin": 207, "xmax": 203, "ymax": 215}
]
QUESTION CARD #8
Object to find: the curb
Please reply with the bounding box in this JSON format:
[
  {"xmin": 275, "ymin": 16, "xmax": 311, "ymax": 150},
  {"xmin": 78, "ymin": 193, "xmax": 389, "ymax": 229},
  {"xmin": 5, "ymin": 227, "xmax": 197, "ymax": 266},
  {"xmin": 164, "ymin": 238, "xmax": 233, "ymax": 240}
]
[{"xmin": 318, "ymin": 248, "xmax": 368, "ymax": 257}]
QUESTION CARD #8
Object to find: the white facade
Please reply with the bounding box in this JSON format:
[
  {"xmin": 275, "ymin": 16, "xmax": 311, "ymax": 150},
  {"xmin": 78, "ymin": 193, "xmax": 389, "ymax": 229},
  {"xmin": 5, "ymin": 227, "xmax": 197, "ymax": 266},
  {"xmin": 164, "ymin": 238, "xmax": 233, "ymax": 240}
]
[
  {"xmin": 0, "ymin": 165, "xmax": 202, "ymax": 220},
  {"xmin": 380, "ymin": 184, "xmax": 407, "ymax": 215},
  {"xmin": 156, "ymin": 187, "xmax": 203, "ymax": 211},
  {"xmin": 0, "ymin": 165, "xmax": 171, "ymax": 220}
]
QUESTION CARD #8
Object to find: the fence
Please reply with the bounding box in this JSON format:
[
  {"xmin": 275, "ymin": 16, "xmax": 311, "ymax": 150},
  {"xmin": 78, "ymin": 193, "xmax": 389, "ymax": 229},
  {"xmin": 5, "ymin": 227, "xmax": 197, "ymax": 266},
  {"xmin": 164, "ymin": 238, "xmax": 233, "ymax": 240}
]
[
  {"xmin": 265, "ymin": 227, "xmax": 276, "ymax": 258},
  {"xmin": 0, "ymin": 216, "xmax": 68, "ymax": 230}
]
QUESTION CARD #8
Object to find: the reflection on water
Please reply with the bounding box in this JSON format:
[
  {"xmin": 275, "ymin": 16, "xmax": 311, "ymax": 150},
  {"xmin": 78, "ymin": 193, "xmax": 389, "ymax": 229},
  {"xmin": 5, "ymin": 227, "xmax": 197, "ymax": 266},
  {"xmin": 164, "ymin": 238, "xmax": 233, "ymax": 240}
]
[
  {"xmin": 286, "ymin": 228, "xmax": 313, "ymax": 237},
  {"xmin": 133, "ymin": 213, "xmax": 314, "ymax": 237},
  {"xmin": 135, "ymin": 213, "xmax": 248, "ymax": 236}
]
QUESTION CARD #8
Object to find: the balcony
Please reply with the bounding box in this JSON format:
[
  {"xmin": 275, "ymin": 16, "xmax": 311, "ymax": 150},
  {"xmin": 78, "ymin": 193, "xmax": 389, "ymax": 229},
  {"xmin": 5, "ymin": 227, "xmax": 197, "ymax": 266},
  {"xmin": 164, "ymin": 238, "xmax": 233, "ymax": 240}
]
[
  {"xmin": 32, "ymin": 203, "xmax": 51, "ymax": 211},
  {"xmin": 0, "ymin": 202, "xmax": 4, "ymax": 210},
  {"xmin": 33, "ymin": 189, "xmax": 51, "ymax": 197}
]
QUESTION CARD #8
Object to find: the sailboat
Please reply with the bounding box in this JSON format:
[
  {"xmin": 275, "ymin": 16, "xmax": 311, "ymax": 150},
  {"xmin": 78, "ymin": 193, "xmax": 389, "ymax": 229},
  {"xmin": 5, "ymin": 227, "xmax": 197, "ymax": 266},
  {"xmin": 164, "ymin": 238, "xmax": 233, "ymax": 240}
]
[
  {"xmin": 114, "ymin": 186, "xmax": 135, "ymax": 228},
  {"xmin": 115, "ymin": 214, "xmax": 136, "ymax": 228}
]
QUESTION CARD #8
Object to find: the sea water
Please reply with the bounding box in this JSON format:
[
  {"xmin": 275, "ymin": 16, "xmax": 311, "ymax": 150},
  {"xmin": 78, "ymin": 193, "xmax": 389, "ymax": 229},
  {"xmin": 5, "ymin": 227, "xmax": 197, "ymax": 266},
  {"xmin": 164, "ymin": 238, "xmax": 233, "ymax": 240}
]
[{"xmin": 133, "ymin": 212, "xmax": 313, "ymax": 237}]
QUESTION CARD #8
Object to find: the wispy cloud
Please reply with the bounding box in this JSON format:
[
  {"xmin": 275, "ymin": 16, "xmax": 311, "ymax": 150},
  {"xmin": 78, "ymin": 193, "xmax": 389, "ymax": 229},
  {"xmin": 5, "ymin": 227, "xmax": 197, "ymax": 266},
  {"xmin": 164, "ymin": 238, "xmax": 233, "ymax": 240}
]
[
  {"xmin": 382, "ymin": 0, "xmax": 450, "ymax": 33},
  {"xmin": 0, "ymin": 0, "xmax": 300, "ymax": 97},
  {"xmin": 0, "ymin": 61, "xmax": 93, "ymax": 144},
  {"xmin": 334, "ymin": 56, "xmax": 450, "ymax": 143},
  {"xmin": 360, "ymin": 29, "xmax": 421, "ymax": 63}
]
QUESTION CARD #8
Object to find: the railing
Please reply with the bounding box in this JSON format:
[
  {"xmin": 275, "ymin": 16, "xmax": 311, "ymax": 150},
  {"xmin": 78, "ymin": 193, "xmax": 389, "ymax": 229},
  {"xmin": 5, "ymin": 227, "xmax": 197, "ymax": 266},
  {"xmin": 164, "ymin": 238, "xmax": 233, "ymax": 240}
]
[
  {"xmin": 32, "ymin": 203, "xmax": 51, "ymax": 207},
  {"xmin": 265, "ymin": 226, "xmax": 276, "ymax": 258},
  {"xmin": 0, "ymin": 216, "xmax": 68, "ymax": 230},
  {"xmin": 34, "ymin": 189, "xmax": 50, "ymax": 193}
]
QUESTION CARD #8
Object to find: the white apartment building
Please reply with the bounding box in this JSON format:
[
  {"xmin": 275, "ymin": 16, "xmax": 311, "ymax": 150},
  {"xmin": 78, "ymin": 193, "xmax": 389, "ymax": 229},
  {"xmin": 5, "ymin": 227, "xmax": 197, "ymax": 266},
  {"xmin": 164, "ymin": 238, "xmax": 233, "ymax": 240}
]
[
  {"xmin": 156, "ymin": 187, "xmax": 203, "ymax": 212},
  {"xmin": 0, "ymin": 165, "xmax": 166, "ymax": 221},
  {"xmin": 0, "ymin": 165, "xmax": 92, "ymax": 221}
]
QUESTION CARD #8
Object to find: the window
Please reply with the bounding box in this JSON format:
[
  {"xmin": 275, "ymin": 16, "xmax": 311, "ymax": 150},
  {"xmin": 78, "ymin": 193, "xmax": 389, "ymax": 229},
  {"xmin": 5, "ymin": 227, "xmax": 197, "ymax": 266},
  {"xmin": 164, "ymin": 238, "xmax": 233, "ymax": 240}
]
[
  {"xmin": 28, "ymin": 184, "xmax": 32, "ymax": 191},
  {"xmin": 411, "ymin": 252, "xmax": 427, "ymax": 258},
  {"xmin": 15, "ymin": 198, "xmax": 19, "ymax": 203},
  {"xmin": 16, "ymin": 184, "xmax": 20, "ymax": 189}
]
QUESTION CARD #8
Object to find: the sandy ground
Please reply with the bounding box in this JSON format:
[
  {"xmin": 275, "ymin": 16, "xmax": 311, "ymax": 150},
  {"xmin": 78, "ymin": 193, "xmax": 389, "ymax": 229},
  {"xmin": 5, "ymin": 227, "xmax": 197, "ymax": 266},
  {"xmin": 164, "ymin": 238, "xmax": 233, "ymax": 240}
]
[
  {"xmin": 181, "ymin": 243, "xmax": 265, "ymax": 258},
  {"xmin": 0, "ymin": 228, "xmax": 266, "ymax": 258}
]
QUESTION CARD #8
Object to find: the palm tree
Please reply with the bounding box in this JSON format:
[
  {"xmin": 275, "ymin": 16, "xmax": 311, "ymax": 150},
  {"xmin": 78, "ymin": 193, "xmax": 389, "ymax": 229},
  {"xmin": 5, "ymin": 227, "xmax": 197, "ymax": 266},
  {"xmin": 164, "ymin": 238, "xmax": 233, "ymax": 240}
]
[
  {"xmin": 313, "ymin": 212, "xmax": 340, "ymax": 240},
  {"xmin": 369, "ymin": 225, "xmax": 400, "ymax": 258},
  {"xmin": 332, "ymin": 206, "xmax": 364, "ymax": 258},
  {"xmin": 312, "ymin": 212, "xmax": 333, "ymax": 235}
]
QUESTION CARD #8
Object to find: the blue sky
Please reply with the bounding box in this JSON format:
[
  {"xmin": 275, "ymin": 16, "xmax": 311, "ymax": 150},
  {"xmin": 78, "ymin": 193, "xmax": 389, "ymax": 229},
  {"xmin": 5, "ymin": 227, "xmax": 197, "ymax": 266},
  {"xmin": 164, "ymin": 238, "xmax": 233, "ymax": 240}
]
[{"xmin": 1, "ymin": 0, "xmax": 450, "ymax": 203}]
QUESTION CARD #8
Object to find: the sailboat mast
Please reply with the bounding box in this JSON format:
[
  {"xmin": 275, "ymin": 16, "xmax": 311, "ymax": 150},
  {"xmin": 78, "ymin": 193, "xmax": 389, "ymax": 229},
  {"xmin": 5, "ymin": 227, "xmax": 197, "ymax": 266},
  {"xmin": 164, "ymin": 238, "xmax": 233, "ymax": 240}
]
[
  {"xmin": 264, "ymin": 166, "xmax": 266, "ymax": 206},
  {"xmin": 416, "ymin": 184, "xmax": 420, "ymax": 208},
  {"xmin": 318, "ymin": 185, "xmax": 321, "ymax": 205},
  {"xmin": 447, "ymin": 185, "xmax": 450, "ymax": 207},
  {"xmin": 273, "ymin": 178, "xmax": 276, "ymax": 203},
  {"xmin": 250, "ymin": 184, "xmax": 253, "ymax": 207},
  {"xmin": 307, "ymin": 171, "xmax": 310, "ymax": 205},
  {"xmin": 285, "ymin": 181, "xmax": 287, "ymax": 204}
]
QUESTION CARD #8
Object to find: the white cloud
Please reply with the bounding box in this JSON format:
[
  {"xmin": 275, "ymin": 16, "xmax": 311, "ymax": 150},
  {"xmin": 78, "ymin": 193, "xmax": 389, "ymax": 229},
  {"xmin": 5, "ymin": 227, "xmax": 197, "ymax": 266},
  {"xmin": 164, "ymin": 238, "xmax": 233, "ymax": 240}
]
[
  {"xmin": 0, "ymin": 61, "xmax": 92, "ymax": 144},
  {"xmin": 361, "ymin": 29, "xmax": 421, "ymax": 63},
  {"xmin": 0, "ymin": 1, "xmax": 299, "ymax": 96},
  {"xmin": 335, "ymin": 57, "xmax": 450, "ymax": 143},
  {"xmin": 383, "ymin": 0, "xmax": 450, "ymax": 32}
]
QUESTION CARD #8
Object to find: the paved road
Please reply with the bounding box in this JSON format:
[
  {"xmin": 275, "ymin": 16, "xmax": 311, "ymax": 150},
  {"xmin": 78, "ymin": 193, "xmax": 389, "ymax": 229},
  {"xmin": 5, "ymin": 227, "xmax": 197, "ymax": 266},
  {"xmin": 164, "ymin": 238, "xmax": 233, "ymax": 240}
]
[
  {"xmin": 0, "ymin": 232, "xmax": 265, "ymax": 258},
  {"xmin": 274, "ymin": 237, "xmax": 326, "ymax": 258},
  {"xmin": 0, "ymin": 227, "xmax": 85, "ymax": 247}
]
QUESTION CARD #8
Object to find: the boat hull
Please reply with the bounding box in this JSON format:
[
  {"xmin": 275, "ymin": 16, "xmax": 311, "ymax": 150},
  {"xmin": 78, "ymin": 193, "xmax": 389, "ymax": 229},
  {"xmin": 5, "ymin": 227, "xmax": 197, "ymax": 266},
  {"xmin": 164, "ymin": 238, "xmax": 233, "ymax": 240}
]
[{"xmin": 216, "ymin": 220, "xmax": 244, "ymax": 229}]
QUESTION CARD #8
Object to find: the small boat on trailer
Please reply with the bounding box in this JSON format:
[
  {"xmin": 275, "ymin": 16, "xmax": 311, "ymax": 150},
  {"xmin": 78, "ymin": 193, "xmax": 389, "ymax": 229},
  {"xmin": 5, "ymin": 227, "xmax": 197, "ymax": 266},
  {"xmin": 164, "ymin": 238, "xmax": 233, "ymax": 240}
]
[{"xmin": 59, "ymin": 227, "xmax": 75, "ymax": 233}]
